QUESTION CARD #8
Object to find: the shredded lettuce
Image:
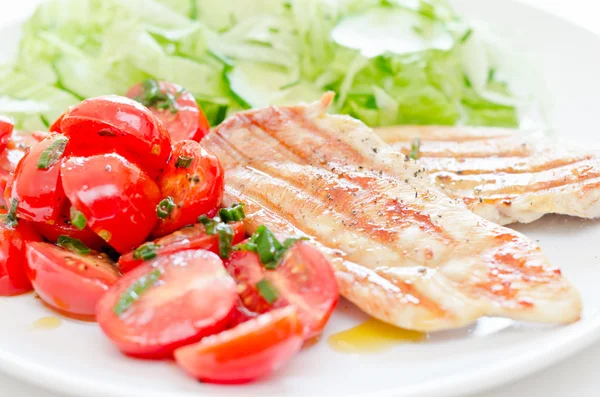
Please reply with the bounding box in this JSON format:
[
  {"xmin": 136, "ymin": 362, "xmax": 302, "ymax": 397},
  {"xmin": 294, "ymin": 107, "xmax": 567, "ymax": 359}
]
[{"xmin": 1, "ymin": 0, "xmax": 534, "ymax": 130}]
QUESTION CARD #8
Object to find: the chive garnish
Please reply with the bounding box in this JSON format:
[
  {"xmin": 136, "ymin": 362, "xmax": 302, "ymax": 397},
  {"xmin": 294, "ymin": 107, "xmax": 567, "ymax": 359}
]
[
  {"xmin": 217, "ymin": 223, "xmax": 234, "ymax": 259},
  {"xmin": 410, "ymin": 138, "xmax": 421, "ymax": 160},
  {"xmin": 218, "ymin": 203, "xmax": 245, "ymax": 223},
  {"xmin": 156, "ymin": 197, "xmax": 175, "ymax": 219},
  {"xmin": 37, "ymin": 136, "xmax": 68, "ymax": 170},
  {"xmin": 198, "ymin": 214, "xmax": 218, "ymax": 235},
  {"xmin": 256, "ymin": 279, "xmax": 279, "ymax": 304},
  {"xmin": 135, "ymin": 79, "xmax": 179, "ymax": 114},
  {"xmin": 113, "ymin": 269, "xmax": 162, "ymax": 316},
  {"xmin": 0, "ymin": 199, "xmax": 18, "ymax": 228},
  {"xmin": 460, "ymin": 28, "xmax": 473, "ymax": 44},
  {"xmin": 175, "ymin": 155, "xmax": 193, "ymax": 169},
  {"xmin": 234, "ymin": 225, "xmax": 307, "ymax": 270},
  {"xmin": 70, "ymin": 207, "xmax": 87, "ymax": 230},
  {"xmin": 56, "ymin": 235, "xmax": 91, "ymax": 255},
  {"xmin": 133, "ymin": 243, "xmax": 159, "ymax": 261}
]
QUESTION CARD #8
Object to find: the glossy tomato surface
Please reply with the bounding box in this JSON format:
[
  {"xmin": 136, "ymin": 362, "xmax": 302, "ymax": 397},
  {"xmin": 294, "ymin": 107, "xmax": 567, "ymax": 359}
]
[
  {"xmin": 4, "ymin": 134, "xmax": 68, "ymax": 223},
  {"xmin": 0, "ymin": 115, "xmax": 13, "ymax": 152},
  {"xmin": 0, "ymin": 215, "xmax": 42, "ymax": 296},
  {"xmin": 97, "ymin": 249, "xmax": 237, "ymax": 358},
  {"xmin": 153, "ymin": 140, "xmax": 224, "ymax": 237},
  {"xmin": 33, "ymin": 205, "xmax": 106, "ymax": 251},
  {"xmin": 49, "ymin": 111, "xmax": 66, "ymax": 133},
  {"xmin": 118, "ymin": 221, "xmax": 245, "ymax": 274},
  {"xmin": 127, "ymin": 81, "xmax": 210, "ymax": 142},
  {"xmin": 61, "ymin": 154, "xmax": 161, "ymax": 254},
  {"xmin": 226, "ymin": 241, "xmax": 339, "ymax": 340},
  {"xmin": 60, "ymin": 96, "xmax": 171, "ymax": 178},
  {"xmin": 174, "ymin": 306, "xmax": 303, "ymax": 384},
  {"xmin": 25, "ymin": 242, "xmax": 120, "ymax": 318}
]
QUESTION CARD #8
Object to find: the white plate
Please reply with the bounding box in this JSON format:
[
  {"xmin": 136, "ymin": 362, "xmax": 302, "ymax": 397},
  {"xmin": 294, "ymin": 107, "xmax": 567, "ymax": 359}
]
[{"xmin": 1, "ymin": 1, "xmax": 600, "ymax": 397}]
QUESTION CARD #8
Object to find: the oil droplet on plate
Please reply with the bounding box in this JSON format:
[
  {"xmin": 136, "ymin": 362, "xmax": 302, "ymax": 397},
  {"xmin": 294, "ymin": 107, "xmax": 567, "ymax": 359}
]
[
  {"xmin": 328, "ymin": 318, "xmax": 426, "ymax": 354},
  {"xmin": 32, "ymin": 316, "xmax": 62, "ymax": 330}
]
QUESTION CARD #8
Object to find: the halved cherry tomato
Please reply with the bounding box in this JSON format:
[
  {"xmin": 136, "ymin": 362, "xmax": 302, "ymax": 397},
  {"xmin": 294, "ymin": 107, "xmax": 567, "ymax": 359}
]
[
  {"xmin": 97, "ymin": 249, "xmax": 237, "ymax": 358},
  {"xmin": 152, "ymin": 140, "xmax": 224, "ymax": 237},
  {"xmin": 225, "ymin": 241, "xmax": 338, "ymax": 340},
  {"xmin": 25, "ymin": 242, "xmax": 120, "ymax": 319},
  {"xmin": 0, "ymin": 212, "xmax": 42, "ymax": 296},
  {"xmin": 33, "ymin": 205, "xmax": 106, "ymax": 251},
  {"xmin": 49, "ymin": 111, "xmax": 66, "ymax": 133},
  {"xmin": 0, "ymin": 115, "xmax": 13, "ymax": 152},
  {"xmin": 61, "ymin": 154, "xmax": 161, "ymax": 254},
  {"xmin": 127, "ymin": 80, "xmax": 210, "ymax": 142},
  {"xmin": 174, "ymin": 306, "xmax": 303, "ymax": 384},
  {"xmin": 118, "ymin": 221, "xmax": 245, "ymax": 274},
  {"xmin": 4, "ymin": 134, "xmax": 69, "ymax": 223},
  {"xmin": 60, "ymin": 96, "xmax": 171, "ymax": 178}
]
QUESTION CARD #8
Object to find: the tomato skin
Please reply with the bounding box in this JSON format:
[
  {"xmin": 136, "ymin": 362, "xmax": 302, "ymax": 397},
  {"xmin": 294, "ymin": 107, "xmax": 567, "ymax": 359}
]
[
  {"xmin": 33, "ymin": 206, "xmax": 106, "ymax": 251},
  {"xmin": 225, "ymin": 242, "xmax": 339, "ymax": 340},
  {"xmin": 97, "ymin": 249, "xmax": 237, "ymax": 359},
  {"xmin": 153, "ymin": 140, "xmax": 224, "ymax": 237},
  {"xmin": 127, "ymin": 81, "xmax": 210, "ymax": 142},
  {"xmin": 118, "ymin": 221, "xmax": 245, "ymax": 274},
  {"xmin": 0, "ymin": 115, "xmax": 13, "ymax": 152},
  {"xmin": 0, "ymin": 216, "xmax": 42, "ymax": 296},
  {"xmin": 60, "ymin": 96, "xmax": 171, "ymax": 178},
  {"xmin": 4, "ymin": 134, "xmax": 69, "ymax": 223},
  {"xmin": 49, "ymin": 111, "xmax": 66, "ymax": 133},
  {"xmin": 25, "ymin": 242, "xmax": 120, "ymax": 318},
  {"xmin": 61, "ymin": 154, "xmax": 161, "ymax": 254},
  {"xmin": 174, "ymin": 306, "xmax": 303, "ymax": 384}
]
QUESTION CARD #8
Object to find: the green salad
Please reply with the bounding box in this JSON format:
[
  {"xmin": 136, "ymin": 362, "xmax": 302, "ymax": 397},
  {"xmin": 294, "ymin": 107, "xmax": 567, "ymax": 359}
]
[{"xmin": 0, "ymin": 0, "xmax": 522, "ymax": 130}]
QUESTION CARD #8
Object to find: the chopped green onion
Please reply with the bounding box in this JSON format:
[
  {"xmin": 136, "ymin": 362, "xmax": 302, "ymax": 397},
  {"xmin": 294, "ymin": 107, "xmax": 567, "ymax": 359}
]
[
  {"xmin": 135, "ymin": 79, "xmax": 179, "ymax": 114},
  {"xmin": 113, "ymin": 269, "xmax": 161, "ymax": 316},
  {"xmin": 460, "ymin": 28, "xmax": 473, "ymax": 44},
  {"xmin": 256, "ymin": 278, "xmax": 278, "ymax": 304},
  {"xmin": 156, "ymin": 197, "xmax": 175, "ymax": 219},
  {"xmin": 0, "ymin": 199, "xmax": 19, "ymax": 228},
  {"xmin": 217, "ymin": 223, "xmax": 234, "ymax": 259},
  {"xmin": 175, "ymin": 155, "xmax": 193, "ymax": 169},
  {"xmin": 410, "ymin": 138, "xmax": 421, "ymax": 160},
  {"xmin": 133, "ymin": 243, "xmax": 159, "ymax": 261},
  {"xmin": 234, "ymin": 225, "xmax": 307, "ymax": 269},
  {"xmin": 56, "ymin": 235, "xmax": 91, "ymax": 255},
  {"xmin": 37, "ymin": 136, "xmax": 68, "ymax": 170},
  {"xmin": 198, "ymin": 215, "xmax": 218, "ymax": 235},
  {"xmin": 69, "ymin": 207, "xmax": 87, "ymax": 230},
  {"xmin": 218, "ymin": 203, "xmax": 245, "ymax": 223}
]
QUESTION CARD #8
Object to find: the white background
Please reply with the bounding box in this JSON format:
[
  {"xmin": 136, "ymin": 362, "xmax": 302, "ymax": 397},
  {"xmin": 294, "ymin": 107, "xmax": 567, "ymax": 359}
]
[{"xmin": 0, "ymin": 0, "xmax": 598, "ymax": 396}]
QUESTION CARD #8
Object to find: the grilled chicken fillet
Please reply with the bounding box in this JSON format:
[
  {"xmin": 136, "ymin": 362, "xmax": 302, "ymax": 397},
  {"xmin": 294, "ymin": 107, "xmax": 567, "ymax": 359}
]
[
  {"xmin": 203, "ymin": 94, "xmax": 582, "ymax": 332},
  {"xmin": 376, "ymin": 125, "xmax": 600, "ymax": 225}
]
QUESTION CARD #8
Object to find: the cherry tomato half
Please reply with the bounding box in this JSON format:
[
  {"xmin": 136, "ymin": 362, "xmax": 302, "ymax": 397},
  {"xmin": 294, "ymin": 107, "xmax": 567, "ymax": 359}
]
[
  {"xmin": 225, "ymin": 241, "xmax": 338, "ymax": 340},
  {"xmin": 4, "ymin": 134, "xmax": 69, "ymax": 223},
  {"xmin": 127, "ymin": 80, "xmax": 210, "ymax": 142},
  {"xmin": 60, "ymin": 96, "xmax": 171, "ymax": 178},
  {"xmin": 97, "ymin": 249, "xmax": 237, "ymax": 358},
  {"xmin": 118, "ymin": 221, "xmax": 245, "ymax": 274},
  {"xmin": 174, "ymin": 306, "xmax": 303, "ymax": 384},
  {"xmin": 0, "ymin": 115, "xmax": 13, "ymax": 152},
  {"xmin": 33, "ymin": 205, "xmax": 106, "ymax": 251},
  {"xmin": 0, "ymin": 212, "xmax": 42, "ymax": 296},
  {"xmin": 152, "ymin": 140, "xmax": 224, "ymax": 237},
  {"xmin": 25, "ymin": 242, "xmax": 120, "ymax": 319},
  {"xmin": 61, "ymin": 154, "xmax": 161, "ymax": 254},
  {"xmin": 49, "ymin": 111, "xmax": 66, "ymax": 133}
]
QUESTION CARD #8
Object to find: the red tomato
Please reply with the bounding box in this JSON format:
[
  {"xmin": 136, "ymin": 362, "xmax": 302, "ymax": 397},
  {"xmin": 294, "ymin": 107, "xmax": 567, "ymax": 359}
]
[
  {"xmin": 33, "ymin": 205, "xmax": 106, "ymax": 251},
  {"xmin": 152, "ymin": 140, "xmax": 224, "ymax": 237},
  {"xmin": 60, "ymin": 96, "xmax": 171, "ymax": 178},
  {"xmin": 127, "ymin": 81, "xmax": 210, "ymax": 142},
  {"xmin": 118, "ymin": 221, "xmax": 245, "ymax": 274},
  {"xmin": 0, "ymin": 213, "xmax": 42, "ymax": 296},
  {"xmin": 0, "ymin": 115, "xmax": 13, "ymax": 152},
  {"xmin": 49, "ymin": 111, "xmax": 66, "ymax": 133},
  {"xmin": 97, "ymin": 249, "xmax": 237, "ymax": 358},
  {"xmin": 4, "ymin": 134, "xmax": 69, "ymax": 223},
  {"xmin": 174, "ymin": 306, "xmax": 303, "ymax": 384},
  {"xmin": 61, "ymin": 154, "xmax": 161, "ymax": 254},
  {"xmin": 25, "ymin": 242, "xmax": 120, "ymax": 319},
  {"xmin": 225, "ymin": 241, "xmax": 339, "ymax": 340}
]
